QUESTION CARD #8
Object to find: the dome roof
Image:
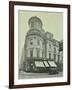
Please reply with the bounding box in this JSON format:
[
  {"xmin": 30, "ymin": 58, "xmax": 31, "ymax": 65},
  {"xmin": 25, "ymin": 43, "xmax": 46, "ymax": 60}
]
[
  {"xmin": 28, "ymin": 16, "xmax": 43, "ymax": 30},
  {"xmin": 28, "ymin": 16, "xmax": 43, "ymax": 26},
  {"xmin": 26, "ymin": 16, "xmax": 45, "ymax": 38}
]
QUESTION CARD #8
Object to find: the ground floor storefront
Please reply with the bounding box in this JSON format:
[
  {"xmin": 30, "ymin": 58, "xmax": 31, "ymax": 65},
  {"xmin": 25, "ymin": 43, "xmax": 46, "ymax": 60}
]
[{"xmin": 23, "ymin": 58, "xmax": 58, "ymax": 73}]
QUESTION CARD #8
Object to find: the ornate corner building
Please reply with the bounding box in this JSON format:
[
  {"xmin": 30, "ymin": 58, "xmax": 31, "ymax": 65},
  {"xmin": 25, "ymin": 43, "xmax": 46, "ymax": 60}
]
[{"xmin": 22, "ymin": 16, "xmax": 63, "ymax": 73}]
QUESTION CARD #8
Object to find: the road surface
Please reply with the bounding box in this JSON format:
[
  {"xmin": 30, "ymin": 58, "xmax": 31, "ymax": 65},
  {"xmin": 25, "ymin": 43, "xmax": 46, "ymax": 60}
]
[{"xmin": 19, "ymin": 71, "xmax": 63, "ymax": 79}]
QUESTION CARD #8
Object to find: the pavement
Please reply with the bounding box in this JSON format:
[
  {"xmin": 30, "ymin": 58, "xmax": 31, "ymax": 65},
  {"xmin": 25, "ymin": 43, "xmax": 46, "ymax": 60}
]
[{"xmin": 19, "ymin": 71, "xmax": 63, "ymax": 79}]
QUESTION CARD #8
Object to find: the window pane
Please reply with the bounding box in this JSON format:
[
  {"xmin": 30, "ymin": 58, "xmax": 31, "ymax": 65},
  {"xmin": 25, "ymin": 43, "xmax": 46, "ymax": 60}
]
[{"xmin": 37, "ymin": 39, "xmax": 40, "ymax": 45}]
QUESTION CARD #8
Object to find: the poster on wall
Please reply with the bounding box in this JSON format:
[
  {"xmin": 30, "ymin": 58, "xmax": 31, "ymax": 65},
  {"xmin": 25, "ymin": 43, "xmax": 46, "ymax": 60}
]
[{"xmin": 9, "ymin": 1, "xmax": 70, "ymax": 89}]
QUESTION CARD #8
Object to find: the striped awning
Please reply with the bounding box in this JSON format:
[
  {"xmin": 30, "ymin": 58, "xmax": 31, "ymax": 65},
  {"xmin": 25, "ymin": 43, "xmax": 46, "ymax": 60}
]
[
  {"xmin": 43, "ymin": 61, "xmax": 49, "ymax": 67},
  {"xmin": 48, "ymin": 61, "xmax": 57, "ymax": 67},
  {"xmin": 35, "ymin": 61, "xmax": 45, "ymax": 67}
]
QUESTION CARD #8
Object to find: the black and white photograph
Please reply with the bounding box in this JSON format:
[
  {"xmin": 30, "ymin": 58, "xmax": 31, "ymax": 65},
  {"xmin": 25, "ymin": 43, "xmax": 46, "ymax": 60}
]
[{"xmin": 19, "ymin": 14, "xmax": 63, "ymax": 79}]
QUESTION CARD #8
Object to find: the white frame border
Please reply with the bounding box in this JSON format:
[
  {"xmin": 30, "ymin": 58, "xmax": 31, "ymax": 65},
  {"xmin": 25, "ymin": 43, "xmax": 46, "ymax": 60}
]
[{"xmin": 14, "ymin": 5, "xmax": 68, "ymax": 85}]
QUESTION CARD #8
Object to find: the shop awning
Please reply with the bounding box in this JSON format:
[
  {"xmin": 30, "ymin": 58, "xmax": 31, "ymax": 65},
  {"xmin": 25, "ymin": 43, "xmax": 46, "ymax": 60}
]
[
  {"xmin": 48, "ymin": 61, "xmax": 57, "ymax": 67},
  {"xmin": 43, "ymin": 61, "xmax": 49, "ymax": 67},
  {"xmin": 35, "ymin": 61, "xmax": 45, "ymax": 67}
]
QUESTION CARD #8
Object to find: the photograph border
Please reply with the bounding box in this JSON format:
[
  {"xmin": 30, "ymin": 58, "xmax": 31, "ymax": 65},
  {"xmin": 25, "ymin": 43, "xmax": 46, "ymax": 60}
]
[{"xmin": 9, "ymin": 1, "xmax": 70, "ymax": 89}]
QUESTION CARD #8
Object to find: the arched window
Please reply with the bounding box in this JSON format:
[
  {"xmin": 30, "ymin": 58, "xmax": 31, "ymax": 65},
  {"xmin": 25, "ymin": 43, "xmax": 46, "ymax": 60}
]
[{"xmin": 30, "ymin": 39, "xmax": 33, "ymax": 45}]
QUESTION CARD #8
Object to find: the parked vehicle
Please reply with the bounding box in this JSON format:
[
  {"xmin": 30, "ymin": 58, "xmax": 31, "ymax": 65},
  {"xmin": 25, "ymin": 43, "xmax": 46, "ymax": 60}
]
[{"xmin": 48, "ymin": 67, "xmax": 59, "ymax": 75}]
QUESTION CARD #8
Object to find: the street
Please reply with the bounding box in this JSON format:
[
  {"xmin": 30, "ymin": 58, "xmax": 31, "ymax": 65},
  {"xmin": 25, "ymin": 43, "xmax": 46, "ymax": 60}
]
[{"xmin": 19, "ymin": 71, "xmax": 63, "ymax": 79}]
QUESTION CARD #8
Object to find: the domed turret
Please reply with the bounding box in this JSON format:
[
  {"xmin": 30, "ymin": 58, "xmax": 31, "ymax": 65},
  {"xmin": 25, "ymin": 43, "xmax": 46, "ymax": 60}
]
[{"xmin": 28, "ymin": 16, "xmax": 43, "ymax": 30}]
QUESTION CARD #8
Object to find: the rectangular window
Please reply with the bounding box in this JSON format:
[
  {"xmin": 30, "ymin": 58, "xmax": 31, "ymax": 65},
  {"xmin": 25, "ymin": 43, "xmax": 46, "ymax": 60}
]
[
  {"xmin": 49, "ymin": 44, "xmax": 51, "ymax": 49},
  {"xmin": 30, "ymin": 42, "xmax": 33, "ymax": 45},
  {"xmin": 54, "ymin": 54, "xmax": 56, "ymax": 60},
  {"xmin": 37, "ymin": 49, "xmax": 40, "ymax": 58},
  {"xmin": 54, "ymin": 47, "xmax": 56, "ymax": 53},
  {"xmin": 30, "ymin": 49, "xmax": 33, "ymax": 57},
  {"xmin": 58, "ymin": 54, "xmax": 60, "ymax": 62},
  {"xmin": 37, "ymin": 40, "xmax": 40, "ymax": 45},
  {"xmin": 49, "ymin": 53, "xmax": 51, "ymax": 59}
]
